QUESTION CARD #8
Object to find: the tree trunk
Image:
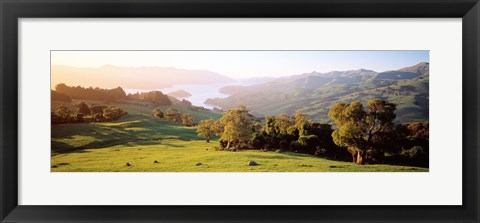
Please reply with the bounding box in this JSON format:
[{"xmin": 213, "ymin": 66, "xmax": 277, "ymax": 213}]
[
  {"xmin": 206, "ymin": 137, "xmax": 210, "ymax": 143},
  {"xmin": 226, "ymin": 141, "xmax": 231, "ymax": 150},
  {"xmin": 351, "ymin": 151, "xmax": 357, "ymax": 163},
  {"xmin": 356, "ymin": 151, "xmax": 365, "ymax": 165}
]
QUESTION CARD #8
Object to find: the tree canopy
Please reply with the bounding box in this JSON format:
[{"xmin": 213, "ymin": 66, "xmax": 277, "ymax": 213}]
[
  {"xmin": 328, "ymin": 99, "xmax": 397, "ymax": 164},
  {"xmin": 218, "ymin": 105, "xmax": 255, "ymax": 149},
  {"xmin": 196, "ymin": 119, "xmax": 217, "ymax": 142}
]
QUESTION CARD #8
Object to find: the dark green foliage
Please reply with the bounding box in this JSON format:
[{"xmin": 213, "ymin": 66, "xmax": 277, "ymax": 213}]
[
  {"xmin": 328, "ymin": 100, "xmax": 397, "ymax": 164},
  {"xmin": 165, "ymin": 108, "xmax": 183, "ymax": 123},
  {"xmin": 250, "ymin": 132, "xmax": 269, "ymax": 150},
  {"xmin": 93, "ymin": 113, "xmax": 106, "ymax": 122},
  {"xmin": 75, "ymin": 101, "xmax": 91, "ymax": 115},
  {"xmin": 127, "ymin": 91, "xmax": 172, "ymax": 106},
  {"xmin": 71, "ymin": 113, "xmax": 85, "ymax": 123},
  {"xmin": 182, "ymin": 113, "xmax": 194, "ymax": 126},
  {"xmin": 196, "ymin": 119, "xmax": 217, "ymax": 142},
  {"xmin": 401, "ymin": 146, "xmax": 426, "ymax": 158},
  {"xmin": 89, "ymin": 105, "xmax": 108, "ymax": 115},
  {"xmin": 213, "ymin": 108, "xmax": 347, "ymax": 159},
  {"xmin": 163, "ymin": 108, "xmax": 196, "ymax": 126},
  {"xmin": 52, "ymin": 103, "xmax": 127, "ymax": 124},
  {"xmin": 210, "ymin": 102, "xmax": 428, "ymax": 168},
  {"xmin": 102, "ymin": 106, "xmax": 128, "ymax": 121},
  {"xmin": 51, "ymin": 90, "xmax": 72, "ymax": 102},
  {"xmin": 51, "ymin": 105, "xmax": 85, "ymax": 124},
  {"xmin": 218, "ymin": 106, "xmax": 256, "ymax": 150},
  {"xmin": 55, "ymin": 83, "xmax": 127, "ymax": 102},
  {"xmin": 153, "ymin": 108, "xmax": 165, "ymax": 118}
]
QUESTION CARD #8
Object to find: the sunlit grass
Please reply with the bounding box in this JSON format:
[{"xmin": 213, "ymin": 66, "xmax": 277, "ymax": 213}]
[{"xmin": 51, "ymin": 100, "xmax": 428, "ymax": 172}]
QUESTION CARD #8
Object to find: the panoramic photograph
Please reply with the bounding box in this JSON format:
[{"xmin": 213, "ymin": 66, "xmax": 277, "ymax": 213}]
[{"xmin": 51, "ymin": 51, "xmax": 429, "ymax": 172}]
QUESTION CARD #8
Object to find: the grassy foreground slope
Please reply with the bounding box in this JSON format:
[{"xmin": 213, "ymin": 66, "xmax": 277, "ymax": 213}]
[{"xmin": 51, "ymin": 101, "xmax": 427, "ymax": 172}]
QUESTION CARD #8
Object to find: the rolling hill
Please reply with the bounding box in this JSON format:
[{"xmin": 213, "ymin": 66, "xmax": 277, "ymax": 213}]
[
  {"xmin": 205, "ymin": 62, "xmax": 429, "ymax": 123},
  {"xmin": 51, "ymin": 99, "xmax": 427, "ymax": 172}
]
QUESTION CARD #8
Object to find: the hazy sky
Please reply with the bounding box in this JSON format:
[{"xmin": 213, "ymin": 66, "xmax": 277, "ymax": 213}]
[{"xmin": 51, "ymin": 51, "xmax": 429, "ymax": 79}]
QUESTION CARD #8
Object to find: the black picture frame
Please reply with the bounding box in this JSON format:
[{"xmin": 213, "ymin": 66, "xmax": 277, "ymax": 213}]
[{"xmin": 1, "ymin": 0, "xmax": 479, "ymax": 222}]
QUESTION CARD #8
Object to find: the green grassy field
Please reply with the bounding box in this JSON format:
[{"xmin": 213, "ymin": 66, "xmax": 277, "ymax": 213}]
[{"xmin": 51, "ymin": 101, "xmax": 428, "ymax": 172}]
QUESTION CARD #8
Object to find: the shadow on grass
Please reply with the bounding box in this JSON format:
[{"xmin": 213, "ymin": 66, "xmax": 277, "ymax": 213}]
[
  {"xmin": 246, "ymin": 154, "xmax": 301, "ymax": 160},
  {"xmin": 52, "ymin": 110, "xmax": 212, "ymax": 156}
]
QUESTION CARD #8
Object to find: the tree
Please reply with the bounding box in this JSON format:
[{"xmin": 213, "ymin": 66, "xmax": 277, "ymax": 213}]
[
  {"xmin": 75, "ymin": 101, "xmax": 90, "ymax": 115},
  {"xmin": 196, "ymin": 119, "xmax": 216, "ymax": 142},
  {"xmin": 89, "ymin": 105, "xmax": 108, "ymax": 115},
  {"xmin": 218, "ymin": 105, "xmax": 255, "ymax": 150},
  {"xmin": 165, "ymin": 108, "xmax": 182, "ymax": 123},
  {"xmin": 328, "ymin": 99, "xmax": 396, "ymax": 164},
  {"xmin": 55, "ymin": 105, "xmax": 72, "ymax": 121},
  {"xmin": 153, "ymin": 107, "xmax": 164, "ymax": 118},
  {"xmin": 263, "ymin": 115, "xmax": 278, "ymax": 136},
  {"xmin": 289, "ymin": 112, "xmax": 309, "ymax": 136},
  {"xmin": 102, "ymin": 106, "xmax": 127, "ymax": 121},
  {"xmin": 275, "ymin": 114, "xmax": 292, "ymax": 135},
  {"xmin": 129, "ymin": 91, "xmax": 171, "ymax": 106},
  {"xmin": 55, "ymin": 83, "xmax": 127, "ymax": 102},
  {"xmin": 51, "ymin": 90, "xmax": 71, "ymax": 102},
  {"xmin": 182, "ymin": 113, "xmax": 194, "ymax": 126}
]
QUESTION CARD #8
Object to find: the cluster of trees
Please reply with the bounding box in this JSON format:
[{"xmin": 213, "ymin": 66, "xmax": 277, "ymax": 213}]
[
  {"xmin": 52, "ymin": 101, "xmax": 127, "ymax": 124},
  {"xmin": 328, "ymin": 100, "xmax": 428, "ymax": 166},
  {"xmin": 127, "ymin": 91, "xmax": 172, "ymax": 106},
  {"xmin": 51, "ymin": 105, "xmax": 85, "ymax": 124},
  {"xmin": 153, "ymin": 107, "xmax": 194, "ymax": 126},
  {"xmin": 196, "ymin": 106, "xmax": 346, "ymax": 157},
  {"xmin": 55, "ymin": 84, "xmax": 127, "ymax": 102},
  {"xmin": 53, "ymin": 84, "xmax": 173, "ymax": 107},
  {"xmin": 51, "ymin": 90, "xmax": 71, "ymax": 102},
  {"xmin": 196, "ymin": 100, "xmax": 429, "ymax": 167}
]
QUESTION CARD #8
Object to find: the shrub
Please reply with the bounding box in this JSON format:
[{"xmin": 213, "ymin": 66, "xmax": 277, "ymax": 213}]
[
  {"xmin": 51, "ymin": 90, "xmax": 71, "ymax": 102},
  {"xmin": 153, "ymin": 108, "xmax": 164, "ymax": 118},
  {"xmin": 75, "ymin": 101, "xmax": 90, "ymax": 115},
  {"xmin": 250, "ymin": 133, "xmax": 268, "ymax": 150},
  {"xmin": 165, "ymin": 108, "xmax": 182, "ymax": 123},
  {"xmin": 181, "ymin": 113, "xmax": 194, "ymax": 126},
  {"xmin": 401, "ymin": 146, "xmax": 426, "ymax": 159},
  {"xmin": 102, "ymin": 106, "xmax": 127, "ymax": 121},
  {"xmin": 89, "ymin": 105, "xmax": 108, "ymax": 115}
]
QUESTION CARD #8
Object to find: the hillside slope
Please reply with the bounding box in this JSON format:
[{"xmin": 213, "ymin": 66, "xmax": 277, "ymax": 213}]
[
  {"xmin": 205, "ymin": 62, "xmax": 429, "ymax": 123},
  {"xmin": 51, "ymin": 101, "xmax": 427, "ymax": 172}
]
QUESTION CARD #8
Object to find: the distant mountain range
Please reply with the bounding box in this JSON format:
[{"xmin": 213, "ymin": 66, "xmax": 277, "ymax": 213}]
[
  {"xmin": 206, "ymin": 62, "xmax": 429, "ymax": 123},
  {"xmin": 51, "ymin": 65, "xmax": 235, "ymax": 89}
]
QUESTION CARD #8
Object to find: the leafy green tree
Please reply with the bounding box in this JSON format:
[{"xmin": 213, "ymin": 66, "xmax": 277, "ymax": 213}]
[
  {"xmin": 75, "ymin": 101, "xmax": 90, "ymax": 115},
  {"xmin": 219, "ymin": 105, "xmax": 255, "ymax": 150},
  {"xmin": 89, "ymin": 105, "xmax": 108, "ymax": 115},
  {"xmin": 289, "ymin": 112, "xmax": 308, "ymax": 136},
  {"xmin": 102, "ymin": 106, "xmax": 127, "ymax": 121},
  {"xmin": 328, "ymin": 99, "xmax": 396, "ymax": 164},
  {"xmin": 153, "ymin": 107, "xmax": 164, "ymax": 118},
  {"xmin": 212, "ymin": 120, "xmax": 224, "ymax": 137},
  {"xmin": 263, "ymin": 115, "xmax": 278, "ymax": 136},
  {"xmin": 275, "ymin": 114, "xmax": 292, "ymax": 135},
  {"xmin": 165, "ymin": 108, "xmax": 182, "ymax": 123},
  {"xmin": 196, "ymin": 119, "xmax": 216, "ymax": 142},
  {"xmin": 55, "ymin": 105, "xmax": 72, "ymax": 120},
  {"xmin": 51, "ymin": 90, "xmax": 71, "ymax": 102},
  {"xmin": 182, "ymin": 113, "xmax": 194, "ymax": 126}
]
